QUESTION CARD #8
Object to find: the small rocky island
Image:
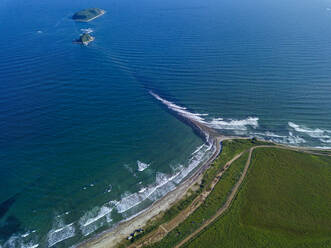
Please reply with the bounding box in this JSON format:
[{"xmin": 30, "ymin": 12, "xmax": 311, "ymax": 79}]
[
  {"xmin": 73, "ymin": 33, "xmax": 95, "ymax": 45},
  {"xmin": 72, "ymin": 8, "xmax": 105, "ymax": 22}
]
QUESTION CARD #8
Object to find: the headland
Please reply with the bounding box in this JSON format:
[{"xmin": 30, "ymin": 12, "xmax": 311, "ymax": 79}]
[{"xmin": 78, "ymin": 92, "xmax": 331, "ymax": 248}]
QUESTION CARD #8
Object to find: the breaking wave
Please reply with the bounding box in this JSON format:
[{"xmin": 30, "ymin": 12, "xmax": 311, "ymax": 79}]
[
  {"xmin": 149, "ymin": 92, "xmax": 331, "ymax": 147},
  {"xmin": 288, "ymin": 122, "xmax": 331, "ymax": 143},
  {"xmin": 137, "ymin": 161, "xmax": 150, "ymax": 171},
  {"xmin": 114, "ymin": 143, "xmax": 213, "ymax": 215},
  {"xmin": 150, "ymin": 91, "xmax": 259, "ymax": 132},
  {"xmin": 81, "ymin": 28, "xmax": 93, "ymax": 34},
  {"xmin": 74, "ymin": 142, "xmax": 213, "ymax": 240},
  {"xmin": 149, "ymin": 91, "xmax": 207, "ymax": 123},
  {"xmin": 47, "ymin": 217, "xmax": 75, "ymax": 247},
  {"xmin": 209, "ymin": 117, "xmax": 259, "ymax": 130},
  {"xmin": 79, "ymin": 206, "xmax": 113, "ymax": 236},
  {"xmin": 1, "ymin": 234, "xmax": 39, "ymax": 248},
  {"xmin": 251, "ymin": 131, "xmax": 306, "ymax": 145}
]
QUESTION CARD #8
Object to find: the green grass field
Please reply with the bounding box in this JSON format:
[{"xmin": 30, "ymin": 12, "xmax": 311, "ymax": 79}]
[
  {"xmin": 185, "ymin": 148, "xmax": 331, "ymax": 248},
  {"xmin": 147, "ymin": 152, "xmax": 249, "ymax": 248},
  {"xmin": 147, "ymin": 140, "xmax": 258, "ymax": 248}
]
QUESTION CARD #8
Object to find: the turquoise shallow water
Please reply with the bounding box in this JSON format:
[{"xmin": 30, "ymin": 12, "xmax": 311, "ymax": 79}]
[{"xmin": 1, "ymin": 0, "xmax": 331, "ymax": 246}]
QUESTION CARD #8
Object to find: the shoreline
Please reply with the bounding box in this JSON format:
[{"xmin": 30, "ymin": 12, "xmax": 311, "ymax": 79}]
[
  {"xmin": 74, "ymin": 10, "xmax": 106, "ymax": 22},
  {"xmin": 78, "ymin": 132, "xmax": 224, "ymax": 248},
  {"xmin": 77, "ymin": 97, "xmax": 331, "ymax": 248},
  {"xmin": 78, "ymin": 133, "xmax": 330, "ymax": 248},
  {"xmin": 77, "ymin": 93, "xmax": 331, "ymax": 248}
]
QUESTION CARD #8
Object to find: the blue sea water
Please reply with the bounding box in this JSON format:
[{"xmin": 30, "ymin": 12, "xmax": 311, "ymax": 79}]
[{"xmin": 1, "ymin": 0, "xmax": 331, "ymax": 246}]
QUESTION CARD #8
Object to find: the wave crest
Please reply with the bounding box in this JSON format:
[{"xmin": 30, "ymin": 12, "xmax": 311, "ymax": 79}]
[
  {"xmin": 137, "ymin": 161, "xmax": 150, "ymax": 171},
  {"xmin": 47, "ymin": 217, "xmax": 75, "ymax": 247},
  {"xmin": 209, "ymin": 117, "xmax": 259, "ymax": 130},
  {"xmin": 288, "ymin": 122, "xmax": 331, "ymax": 143},
  {"xmin": 150, "ymin": 91, "xmax": 259, "ymax": 132},
  {"xmin": 114, "ymin": 143, "xmax": 212, "ymax": 215},
  {"xmin": 79, "ymin": 206, "xmax": 113, "ymax": 236}
]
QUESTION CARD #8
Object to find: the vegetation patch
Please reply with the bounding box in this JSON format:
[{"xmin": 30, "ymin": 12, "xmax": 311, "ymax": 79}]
[
  {"xmin": 147, "ymin": 150, "xmax": 250, "ymax": 247},
  {"xmin": 72, "ymin": 8, "xmax": 104, "ymax": 22},
  {"xmin": 186, "ymin": 148, "xmax": 331, "ymax": 248}
]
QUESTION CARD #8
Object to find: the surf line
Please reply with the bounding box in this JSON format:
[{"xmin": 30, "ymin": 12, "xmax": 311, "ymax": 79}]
[
  {"xmin": 77, "ymin": 92, "xmax": 232, "ymax": 248},
  {"xmin": 148, "ymin": 91, "xmax": 220, "ymax": 144}
]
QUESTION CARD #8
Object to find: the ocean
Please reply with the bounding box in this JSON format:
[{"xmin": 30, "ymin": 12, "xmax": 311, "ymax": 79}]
[{"xmin": 1, "ymin": 0, "xmax": 331, "ymax": 246}]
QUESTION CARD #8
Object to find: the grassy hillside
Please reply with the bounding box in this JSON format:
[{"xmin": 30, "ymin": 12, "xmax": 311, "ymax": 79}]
[
  {"xmin": 186, "ymin": 148, "xmax": 331, "ymax": 248},
  {"xmin": 145, "ymin": 139, "xmax": 258, "ymax": 248}
]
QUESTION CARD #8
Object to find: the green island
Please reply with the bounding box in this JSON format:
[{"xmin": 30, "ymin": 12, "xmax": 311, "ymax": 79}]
[
  {"xmin": 72, "ymin": 8, "xmax": 105, "ymax": 22},
  {"xmin": 116, "ymin": 139, "xmax": 331, "ymax": 248},
  {"xmin": 74, "ymin": 33, "xmax": 95, "ymax": 45}
]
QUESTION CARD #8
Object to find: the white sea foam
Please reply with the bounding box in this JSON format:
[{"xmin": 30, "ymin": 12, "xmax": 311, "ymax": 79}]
[
  {"xmin": 47, "ymin": 217, "xmax": 75, "ymax": 247},
  {"xmin": 288, "ymin": 122, "xmax": 331, "ymax": 143},
  {"xmin": 21, "ymin": 232, "xmax": 30, "ymax": 238},
  {"xmin": 2, "ymin": 234, "xmax": 39, "ymax": 248},
  {"xmin": 314, "ymin": 146, "xmax": 331, "ymax": 149},
  {"xmin": 149, "ymin": 91, "xmax": 207, "ymax": 123},
  {"xmin": 251, "ymin": 131, "xmax": 306, "ymax": 145},
  {"xmin": 107, "ymin": 184, "xmax": 112, "ymax": 193},
  {"xmin": 79, "ymin": 206, "xmax": 113, "ymax": 236},
  {"xmin": 192, "ymin": 144, "xmax": 205, "ymax": 155},
  {"xmin": 114, "ymin": 173, "xmax": 176, "ymax": 214},
  {"xmin": 150, "ymin": 91, "xmax": 259, "ymax": 132},
  {"xmin": 287, "ymin": 132, "xmax": 306, "ymax": 144},
  {"xmin": 137, "ymin": 161, "xmax": 150, "ymax": 171},
  {"xmin": 288, "ymin": 122, "xmax": 331, "ymax": 138},
  {"xmin": 24, "ymin": 243, "xmax": 39, "ymax": 248},
  {"xmin": 209, "ymin": 117, "xmax": 259, "ymax": 130},
  {"xmin": 81, "ymin": 28, "xmax": 93, "ymax": 34},
  {"xmin": 172, "ymin": 144, "xmax": 212, "ymax": 185},
  {"xmin": 114, "ymin": 143, "xmax": 211, "ymax": 215}
]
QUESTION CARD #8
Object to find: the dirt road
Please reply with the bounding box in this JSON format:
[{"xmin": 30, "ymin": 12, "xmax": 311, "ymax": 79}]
[{"xmin": 175, "ymin": 145, "xmax": 276, "ymax": 248}]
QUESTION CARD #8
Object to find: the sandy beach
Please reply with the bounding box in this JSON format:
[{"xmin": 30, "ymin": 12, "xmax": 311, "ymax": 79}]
[
  {"xmin": 78, "ymin": 119, "xmax": 227, "ymax": 248},
  {"xmin": 76, "ymin": 91, "xmax": 331, "ymax": 248},
  {"xmin": 77, "ymin": 112, "xmax": 331, "ymax": 248}
]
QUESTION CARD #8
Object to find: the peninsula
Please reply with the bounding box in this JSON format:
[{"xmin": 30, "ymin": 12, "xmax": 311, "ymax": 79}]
[
  {"xmin": 78, "ymin": 92, "xmax": 331, "ymax": 248},
  {"xmin": 72, "ymin": 8, "xmax": 105, "ymax": 22}
]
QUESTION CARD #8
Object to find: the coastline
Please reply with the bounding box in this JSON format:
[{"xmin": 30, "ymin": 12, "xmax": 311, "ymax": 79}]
[
  {"xmin": 78, "ymin": 127, "xmax": 225, "ymax": 248},
  {"xmin": 77, "ymin": 92, "xmax": 331, "ymax": 248},
  {"xmin": 74, "ymin": 10, "xmax": 106, "ymax": 22},
  {"xmin": 78, "ymin": 135, "xmax": 331, "ymax": 248}
]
